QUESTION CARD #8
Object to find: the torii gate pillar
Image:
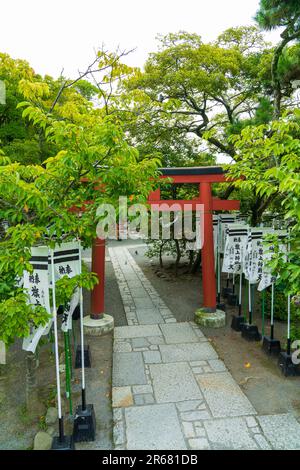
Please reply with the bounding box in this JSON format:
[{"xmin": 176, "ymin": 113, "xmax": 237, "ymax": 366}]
[
  {"xmin": 199, "ymin": 182, "xmax": 216, "ymax": 310},
  {"xmin": 83, "ymin": 237, "xmax": 114, "ymax": 336},
  {"xmin": 91, "ymin": 237, "xmax": 105, "ymax": 319}
]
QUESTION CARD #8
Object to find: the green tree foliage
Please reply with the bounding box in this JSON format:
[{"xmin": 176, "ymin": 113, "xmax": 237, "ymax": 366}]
[
  {"xmin": 255, "ymin": 1, "xmax": 300, "ymax": 32},
  {"xmin": 255, "ymin": 0, "xmax": 300, "ymax": 117},
  {"xmin": 114, "ymin": 27, "xmax": 272, "ymax": 164},
  {"xmin": 0, "ymin": 53, "xmax": 160, "ymax": 344},
  {"xmin": 228, "ymin": 111, "xmax": 300, "ymax": 299},
  {"xmin": 0, "ymin": 53, "xmax": 100, "ymax": 165}
]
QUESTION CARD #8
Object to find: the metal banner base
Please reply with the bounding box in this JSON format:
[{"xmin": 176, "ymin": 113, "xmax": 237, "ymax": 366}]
[
  {"xmin": 52, "ymin": 435, "xmax": 75, "ymax": 450},
  {"xmin": 241, "ymin": 323, "xmax": 261, "ymax": 341},
  {"xmin": 262, "ymin": 336, "xmax": 281, "ymax": 356},
  {"xmin": 73, "ymin": 404, "xmax": 96, "ymax": 442},
  {"xmin": 278, "ymin": 352, "xmax": 299, "ymax": 377}
]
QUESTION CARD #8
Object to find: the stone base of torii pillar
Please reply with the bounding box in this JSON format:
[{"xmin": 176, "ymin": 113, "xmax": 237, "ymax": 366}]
[
  {"xmin": 83, "ymin": 314, "xmax": 114, "ymax": 336},
  {"xmin": 194, "ymin": 308, "xmax": 226, "ymax": 328}
]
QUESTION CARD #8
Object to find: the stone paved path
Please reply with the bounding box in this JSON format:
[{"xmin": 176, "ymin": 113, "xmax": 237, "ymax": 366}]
[{"xmin": 109, "ymin": 246, "xmax": 300, "ymax": 450}]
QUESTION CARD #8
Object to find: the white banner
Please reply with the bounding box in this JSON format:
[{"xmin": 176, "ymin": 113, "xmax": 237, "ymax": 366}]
[
  {"xmin": 222, "ymin": 225, "xmax": 249, "ymax": 274},
  {"xmin": 52, "ymin": 242, "xmax": 80, "ymax": 332},
  {"xmin": 244, "ymin": 228, "xmax": 271, "ymax": 284},
  {"xmin": 219, "ymin": 214, "xmax": 237, "ymax": 254},
  {"xmin": 257, "ymin": 231, "xmax": 287, "ymax": 291},
  {"xmin": 22, "ymin": 246, "xmax": 52, "ymax": 353}
]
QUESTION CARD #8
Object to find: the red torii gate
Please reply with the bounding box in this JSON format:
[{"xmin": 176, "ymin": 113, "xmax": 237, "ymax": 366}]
[{"xmin": 90, "ymin": 166, "xmax": 239, "ymax": 318}]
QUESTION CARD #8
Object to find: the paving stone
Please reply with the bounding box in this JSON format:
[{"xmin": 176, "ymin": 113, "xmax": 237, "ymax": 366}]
[
  {"xmin": 160, "ymin": 343, "xmax": 218, "ymax": 363},
  {"xmin": 188, "ymin": 438, "xmax": 210, "ymax": 450},
  {"xmin": 113, "ymin": 408, "xmax": 123, "ymax": 421},
  {"xmin": 130, "ymin": 289, "xmax": 150, "ymax": 298},
  {"xmin": 182, "ymin": 421, "xmax": 195, "ymax": 438},
  {"xmin": 131, "ymin": 338, "xmax": 149, "ymax": 348},
  {"xmin": 150, "ymin": 345, "xmax": 158, "ymax": 350},
  {"xmin": 159, "ymin": 323, "xmax": 199, "ymax": 344},
  {"xmin": 148, "ymin": 336, "xmax": 165, "ymax": 345},
  {"xmin": 143, "ymin": 350, "xmax": 162, "ymax": 364},
  {"xmin": 134, "ymin": 298, "xmax": 155, "ymax": 309},
  {"xmin": 132, "ymin": 384, "xmax": 153, "ymax": 394},
  {"xmin": 180, "ymin": 410, "xmax": 211, "ymax": 421},
  {"xmin": 192, "ymin": 367, "xmax": 203, "ymax": 374},
  {"xmin": 198, "ymin": 403, "xmax": 207, "ymax": 411},
  {"xmin": 246, "ymin": 416, "xmax": 257, "ymax": 428},
  {"xmin": 114, "ymin": 325, "xmax": 161, "ymax": 339},
  {"xmin": 114, "ymin": 342, "xmax": 132, "ymax": 353},
  {"xmin": 197, "ymin": 372, "xmax": 256, "ymax": 418},
  {"xmin": 195, "ymin": 428, "xmax": 207, "ymax": 438},
  {"xmin": 190, "ymin": 361, "xmax": 208, "ymax": 367},
  {"xmin": 125, "ymin": 404, "xmax": 187, "ymax": 450},
  {"xmin": 193, "ymin": 420, "xmax": 204, "ymax": 428},
  {"xmin": 136, "ymin": 308, "xmax": 164, "ymax": 325},
  {"xmin": 253, "ymin": 434, "xmax": 272, "ymax": 450},
  {"xmin": 113, "ymin": 352, "xmax": 147, "ymax": 386},
  {"xmin": 176, "ymin": 400, "xmax": 203, "ymax": 412},
  {"xmin": 150, "ymin": 362, "xmax": 202, "ymax": 403},
  {"xmin": 134, "ymin": 395, "xmax": 146, "ymax": 405},
  {"xmin": 251, "ymin": 426, "xmax": 260, "ymax": 434},
  {"xmin": 204, "ymin": 417, "xmax": 259, "ymax": 450},
  {"xmin": 159, "ymin": 308, "xmax": 174, "ymax": 317},
  {"xmin": 143, "ymin": 394, "xmax": 155, "ymax": 405},
  {"xmin": 207, "ymin": 359, "xmax": 227, "ymax": 372},
  {"xmin": 257, "ymin": 414, "xmax": 300, "ymax": 450},
  {"xmin": 122, "ymin": 275, "xmax": 139, "ymax": 281},
  {"xmin": 112, "ymin": 386, "xmax": 133, "ymax": 408},
  {"xmin": 113, "ymin": 420, "xmax": 125, "ymax": 445}
]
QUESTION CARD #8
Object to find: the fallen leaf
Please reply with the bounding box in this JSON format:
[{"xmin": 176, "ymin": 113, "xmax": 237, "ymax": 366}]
[{"xmin": 244, "ymin": 362, "xmax": 251, "ymax": 369}]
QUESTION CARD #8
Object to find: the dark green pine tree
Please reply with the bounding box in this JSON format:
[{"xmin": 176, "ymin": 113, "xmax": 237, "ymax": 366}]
[{"xmin": 255, "ymin": 1, "xmax": 300, "ymax": 117}]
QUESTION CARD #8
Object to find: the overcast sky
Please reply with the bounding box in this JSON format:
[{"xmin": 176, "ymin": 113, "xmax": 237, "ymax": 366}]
[{"xmin": 1, "ymin": 0, "xmax": 281, "ymax": 78}]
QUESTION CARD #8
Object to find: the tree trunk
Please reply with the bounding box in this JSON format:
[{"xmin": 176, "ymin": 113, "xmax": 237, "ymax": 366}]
[
  {"xmin": 187, "ymin": 250, "xmax": 195, "ymax": 272},
  {"xmin": 191, "ymin": 251, "xmax": 201, "ymax": 274},
  {"xmin": 174, "ymin": 239, "xmax": 181, "ymax": 276},
  {"xmin": 159, "ymin": 241, "xmax": 166, "ymax": 268},
  {"xmin": 271, "ymin": 29, "xmax": 300, "ymax": 119}
]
